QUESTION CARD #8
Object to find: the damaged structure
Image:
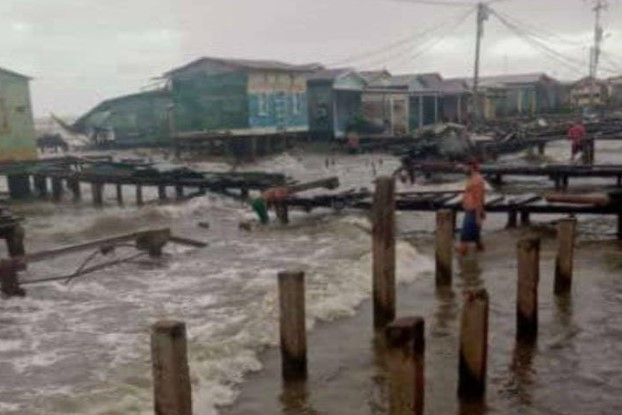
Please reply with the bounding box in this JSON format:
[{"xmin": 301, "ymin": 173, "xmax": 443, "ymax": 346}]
[{"xmin": 0, "ymin": 67, "xmax": 37, "ymax": 162}]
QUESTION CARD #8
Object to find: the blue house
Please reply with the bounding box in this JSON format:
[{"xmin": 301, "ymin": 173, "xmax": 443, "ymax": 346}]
[
  {"xmin": 307, "ymin": 69, "xmax": 367, "ymax": 139},
  {"xmin": 163, "ymin": 57, "xmax": 320, "ymax": 135}
]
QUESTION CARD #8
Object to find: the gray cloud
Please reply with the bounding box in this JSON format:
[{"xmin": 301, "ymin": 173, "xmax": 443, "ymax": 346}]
[{"xmin": 2, "ymin": 0, "xmax": 621, "ymax": 117}]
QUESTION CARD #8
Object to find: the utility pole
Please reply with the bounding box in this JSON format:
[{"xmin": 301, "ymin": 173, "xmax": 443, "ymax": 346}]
[
  {"xmin": 589, "ymin": 0, "xmax": 607, "ymax": 108},
  {"xmin": 472, "ymin": 2, "xmax": 489, "ymax": 124}
]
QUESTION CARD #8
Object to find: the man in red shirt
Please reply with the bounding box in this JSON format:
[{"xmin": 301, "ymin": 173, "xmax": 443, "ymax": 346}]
[{"xmin": 567, "ymin": 120, "xmax": 586, "ymax": 162}]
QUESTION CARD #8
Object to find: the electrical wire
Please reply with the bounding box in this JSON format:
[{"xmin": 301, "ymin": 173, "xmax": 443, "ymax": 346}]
[
  {"xmin": 359, "ymin": 6, "xmax": 476, "ymax": 70},
  {"xmin": 328, "ymin": 7, "xmax": 474, "ymax": 67}
]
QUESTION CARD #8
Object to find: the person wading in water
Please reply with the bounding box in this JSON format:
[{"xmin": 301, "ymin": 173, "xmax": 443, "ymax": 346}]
[{"xmin": 457, "ymin": 161, "xmax": 486, "ymax": 256}]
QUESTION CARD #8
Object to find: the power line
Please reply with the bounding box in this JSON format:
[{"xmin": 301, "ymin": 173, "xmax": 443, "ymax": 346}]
[{"xmin": 361, "ymin": 6, "xmax": 476, "ymax": 70}]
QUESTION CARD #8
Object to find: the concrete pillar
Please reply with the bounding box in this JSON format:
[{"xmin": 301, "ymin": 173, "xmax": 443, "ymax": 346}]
[
  {"xmin": 136, "ymin": 185, "xmax": 144, "ymax": 206},
  {"xmin": 51, "ymin": 177, "xmax": 63, "ymax": 202},
  {"xmin": 33, "ymin": 175, "xmax": 48, "ymax": 198},
  {"xmin": 116, "ymin": 184, "xmax": 124, "ymax": 206},
  {"xmin": 91, "ymin": 183, "xmax": 104, "ymax": 207}
]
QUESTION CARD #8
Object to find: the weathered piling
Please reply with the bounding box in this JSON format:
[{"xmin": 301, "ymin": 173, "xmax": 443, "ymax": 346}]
[
  {"xmin": 158, "ymin": 185, "xmax": 167, "ymax": 201},
  {"xmin": 91, "ymin": 183, "xmax": 104, "ymax": 207},
  {"xmin": 150, "ymin": 320, "xmax": 192, "ymax": 415},
  {"xmin": 51, "ymin": 177, "xmax": 63, "ymax": 202},
  {"xmin": 33, "ymin": 175, "xmax": 48, "ymax": 198},
  {"xmin": 435, "ymin": 210, "xmax": 454, "ymax": 286},
  {"xmin": 386, "ymin": 317, "xmax": 425, "ymax": 415},
  {"xmin": 275, "ymin": 202, "xmax": 289, "ymax": 225},
  {"xmin": 175, "ymin": 184, "xmax": 184, "ymax": 200},
  {"xmin": 136, "ymin": 185, "xmax": 144, "ymax": 206},
  {"xmin": 115, "ymin": 184, "xmax": 123, "ymax": 205},
  {"xmin": 458, "ymin": 288, "xmax": 489, "ymax": 400},
  {"xmin": 372, "ymin": 176, "xmax": 396, "ymax": 330},
  {"xmin": 4, "ymin": 224, "xmax": 26, "ymax": 258},
  {"xmin": 278, "ymin": 271, "xmax": 307, "ymax": 380},
  {"xmin": 0, "ymin": 259, "xmax": 25, "ymax": 297},
  {"xmin": 68, "ymin": 178, "xmax": 81, "ymax": 201},
  {"xmin": 554, "ymin": 217, "xmax": 577, "ymax": 295},
  {"xmin": 520, "ymin": 211, "xmax": 530, "ymax": 226},
  {"xmin": 7, "ymin": 175, "xmax": 32, "ymax": 199},
  {"xmin": 516, "ymin": 236, "xmax": 540, "ymax": 341},
  {"xmin": 507, "ymin": 210, "xmax": 518, "ymax": 229}
]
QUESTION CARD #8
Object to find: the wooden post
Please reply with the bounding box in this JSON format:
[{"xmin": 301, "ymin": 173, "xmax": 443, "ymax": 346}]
[
  {"xmin": 435, "ymin": 209, "xmax": 453, "ymax": 286},
  {"xmin": 537, "ymin": 142, "xmax": 545, "ymax": 155},
  {"xmin": 386, "ymin": 317, "xmax": 425, "ymax": 415},
  {"xmin": 520, "ymin": 211, "xmax": 530, "ymax": 226},
  {"xmin": 68, "ymin": 178, "xmax": 81, "ymax": 201},
  {"xmin": 507, "ymin": 210, "xmax": 518, "ymax": 229},
  {"xmin": 618, "ymin": 213, "xmax": 622, "ymax": 241},
  {"xmin": 555, "ymin": 218, "xmax": 577, "ymax": 295},
  {"xmin": 158, "ymin": 185, "xmax": 167, "ymax": 200},
  {"xmin": 278, "ymin": 271, "xmax": 307, "ymax": 380},
  {"xmin": 151, "ymin": 320, "xmax": 192, "ymax": 415},
  {"xmin": 115, "ymin": 184, "xmax": 124, "ymax": 205},
  {"xmin": 136, "ymin": 185, "xmax": 144, "ymax": 206},
  {"xmin": 5, "ymin": 224, "xmax": 26, "ymax": 258},
  {"xmin": 91, "ymin": 183, "xmax": 104, "ymax": 207},
  {"xmin": 275, "ymin": 202, "xmax": 289, "ymax": 225},
  {"xmin": 33, "ymin": 175, "xmax": 48, "ymax": 198},
  {"xmin": 372, "ymin": 176, "xmax": 396, "ymax": 330},
  {"xmin": 136, "ymin": 229, "xmax": 171, "ymax": 258},
  {"xmin": 516, "ymin": 236, "xmax": 540, "ymax": 341},
  {"xmin": 7, "ymin": 174, "xmax": 32, "ymax": 199},
  {"xmin": 0, "ymin": 259, "xmax": 25, "ymax": 297},
  {"xmin": 458, "ymin": 288, "xmax": 489, "ymax": 400},
  {"xmin": 175, "ymin": 184, "xmax": 184, "ymax": 200},
  {"xmin": 51, "ymin": 177, "xmax": 63, "ymax": 202}
]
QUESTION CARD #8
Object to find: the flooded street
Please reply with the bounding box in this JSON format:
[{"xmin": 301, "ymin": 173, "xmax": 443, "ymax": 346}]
[{"xmin": 1, "ymin": 141, "xmax": 622, "ymax": 415}]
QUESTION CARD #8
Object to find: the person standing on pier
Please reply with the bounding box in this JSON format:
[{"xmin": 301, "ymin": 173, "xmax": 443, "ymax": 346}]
[
  {"xmin": 567, "ymin": 120, "xmax": 586, "ymax": 162},
  {"xmin": 457, "ymin": 161, "xmax": 486, "ymax": 256}
]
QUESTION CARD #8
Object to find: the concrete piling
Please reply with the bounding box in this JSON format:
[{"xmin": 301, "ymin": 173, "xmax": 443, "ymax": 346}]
[
  {"xmin": 372, "ymin": 176, "xmax": 396, "ymax": 330},
  {"xmin": 520, "ymin": 211, "xmax": 530, "ymax": 226},
  {"xmin": 91, "ymin": 183, "xmax": 104, "ymax": 207},
  {"xmin": 554, "ymin": 218, "xmax": 577, "ymax": 295},
  {"xmin": 151, "ymin": 320, "xmax": 192, "ymax": 415},
  {"xmin": 158, "ymin": 185, "xmax": 167, "ymax": 201},
  {"xmin": 458, "ymin": 288, "xmax": 489, "ymax": 400},
  {"xmin": 435, "ymin": 209, "xmax": 454, "ymax": 286},
  {"xmin": 386, "ymin": 317, "xmax": 425, "ymax": 415},
  {"xmin": 507, "ymin": 210, "xmax": 518, "ymax": 229},
  {"xmin": 33, "ymin": 175, "xmax": 48, "ymax": 198},
  {"xmin": 275, "ymin": 202, "xmax": 289, "ymax": 225},
  {"xmin": 115, "ymin": 184, "xmax": 123, "ymax": 205},
  {"xmin": 136, "ymin": 185, "xmax": 144, "ymax": 206},
  {"xmin": 278, "ymin": 271, "xmax": 307, "ymax": 381},
  {"xmin": 68, "ymin": 178, "xmax": 81, "ymax": 201},
  {"xmin": 516, "ymin": 236, "xmax": 540, "ymax": 341},
  {"xmin": 175, "ymin": 184, "xmax": 184, "ymax": 200},
  {"xmin": 51, "ymin": 177, "xmax": 63, "ymax": 202},
  {"xmin": 7, "ymin": 175, "xmax": 32, "ymax": 199}
]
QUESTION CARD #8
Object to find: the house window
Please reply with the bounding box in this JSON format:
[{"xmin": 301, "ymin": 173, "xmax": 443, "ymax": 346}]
[
  {"xmin": 258, "ymin": 93, "xmax": 269, "ymax": 116},
  {"xmin": 292, "ymin": 92, "xmax": 303, "ymax": 115}
]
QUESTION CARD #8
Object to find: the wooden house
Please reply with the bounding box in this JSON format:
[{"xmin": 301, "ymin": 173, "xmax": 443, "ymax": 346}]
[
  {"xmin": 163, "ymin": 57, "xmax": 320, "ymax": 136},
  {"xmin": 307, "ymin": 69, "xmax": 366, "ymax": 139},
  {"xmin": 0, "ymin": 67, "xmax": 37, "ymax": 162},
  {"xmin": 73, "ymin": 89, "xmax": 172, "ymax": 146},
  {"xmin": 570, "ymin": 77, "xmax": 608, "ymax": 107}
]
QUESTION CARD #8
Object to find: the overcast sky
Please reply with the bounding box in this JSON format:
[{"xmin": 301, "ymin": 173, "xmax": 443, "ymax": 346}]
[{"xmin": 2, "ymin": 0, "xmax": 622, "ymax": 117}]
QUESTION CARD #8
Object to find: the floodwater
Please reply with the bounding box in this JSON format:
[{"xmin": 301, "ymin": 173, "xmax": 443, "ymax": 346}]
[{"xmin": 0, "ymin": 140, "xmax": 621, "ymax": 415}]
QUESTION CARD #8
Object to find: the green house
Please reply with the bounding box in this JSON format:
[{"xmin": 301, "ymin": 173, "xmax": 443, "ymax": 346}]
[
  {"xmin": 0, "ymin": 67, "xmax": 37, "ymax": 162},
  {"xmin": 163, "ymin": 56, "xmax": 319, "ymax": 135},
  {"xmin": 73, "ymin": 89, "xmax": 172, "ymax": 146}
]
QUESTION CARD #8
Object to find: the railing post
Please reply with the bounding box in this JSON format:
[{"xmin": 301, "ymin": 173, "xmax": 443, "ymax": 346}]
[{"xmin": 278, "ymin": 271, "xmax": 307, "ymax": 380}]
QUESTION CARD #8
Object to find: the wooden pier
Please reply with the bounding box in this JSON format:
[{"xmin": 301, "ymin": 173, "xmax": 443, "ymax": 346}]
[
  {"xmin": 0, "ymin": 156, "xmax": 289, "ymax": 206},
  {"xmin": 282, "ymin": 189, "xmax": 622, "ymax": 239},
  {"xmin": 405, "ymin": 161, "xmax": 622, "ymax": 190}
]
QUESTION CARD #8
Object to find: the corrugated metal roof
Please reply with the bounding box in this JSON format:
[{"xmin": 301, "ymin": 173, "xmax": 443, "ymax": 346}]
[
  {"xmin": 164, "ymin": 56, "xmax": 322, "ymax": 77},
  {"xmin": 307, "ymin": 68, "xmax": 353, "ymax": 81},
  {"xmin": 0, "ymin": 66, "xmax": 32, "ymax": 80},
  {"xmin": 461, "ymin": 73, "xmax": 558, "ymax": 89}
]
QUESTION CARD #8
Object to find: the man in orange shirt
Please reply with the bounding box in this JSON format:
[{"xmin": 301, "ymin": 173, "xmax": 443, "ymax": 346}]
[{"xmin": 457, "ymin": 161, "xmax": 486, "ymax": 255}]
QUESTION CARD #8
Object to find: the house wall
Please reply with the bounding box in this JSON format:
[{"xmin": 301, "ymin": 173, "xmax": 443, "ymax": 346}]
[
  {"xmin": 247, "ymin": 72, "xmax": 308, "ymax": 132},
  {"xmin": 172, "ymin": 70, "xmax": 249, "ymax": 132},
  {"xmin": 81, "ymin": 92, "xmax": 172, "ymax": 144},
  {"xmin": 362, "ymin": 92, "xmax": 408, "ymax": 135},
  {"xmin": 0, "ymin": 71, "xmax": 37, "ymax": 161},
  {"xmin": 308, "ymin": 83, "xmax": 334, "ymax": 139},
  {"xmin": 334, "ymin": 91, "xmax": 362, "ymax": 138}
]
